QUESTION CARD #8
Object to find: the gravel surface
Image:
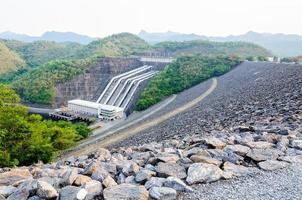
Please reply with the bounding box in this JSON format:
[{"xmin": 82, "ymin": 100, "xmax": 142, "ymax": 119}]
[
  {"xmin": 115, "ymin": 61, "xmax": 302, "ymax": 147},
  {"xmin": 179, "ymin": 163, "xmax": 302, "ymax": 200}
]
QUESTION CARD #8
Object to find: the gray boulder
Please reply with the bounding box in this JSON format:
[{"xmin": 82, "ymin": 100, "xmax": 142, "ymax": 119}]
[
  {"xmin": 155, "ymin": 162, "xmax": 187, "ymax": 179},
  {"xmin": 59, "ymin": 186, "xmax": 87, "ymax": 200},
  {"xmin": 135, "ymin": 169, "xmax": 156, "ymax": 183},
  {"xmin": 60, "ymin": 168, "xmax": 78, "ymax": 186},
  {"xmin": 246, "ymin": 148, "xmax": 282, "ymax": 162},
  {"xmin": 144, "ymin": 177, "xmax": 166, "ymax": 190},
  {"xmin": 7, "ymin": 188, "xmax": 29, "ymax": 200},
  {"xmin": 291, "ymin": 140, "xmax": 302, "ymax": 150},
  {"xmin": 36, "ymin": 181, "xmax": 58, "ymax": 199},
  {"xmin": 258, "ymin": 160, "xmax": 289, "ymax": 171},
  {"xmin": 223, "ymin": 162, "xmax": 250, "ymax": 177},
  {"xmin": 149, "ymin": 187, "xmax": 177, "ymax": 200},
  {"xmin": 82, "ymin": 180, "xmax": 103, "ymax": 200},
  {"xmin": 164, "ymin": 176, "xmax": 193, "ymax": 192},
  {"xmin": 0, "ymin": 186, "xmax": 16, "ymax": 198},
  {"xmin": 103, "ymin": 184, "xmax": 149, "ymax": 200},
  {"xmin": 186, "ymin": 163, "xmax": 223, "ymax": 185}
]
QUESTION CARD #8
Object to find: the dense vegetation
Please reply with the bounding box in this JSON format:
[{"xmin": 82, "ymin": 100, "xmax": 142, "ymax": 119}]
[
  {"xmin": 78, "ymin": 33, "xmax": 151, "ymax": 58},
  {"xmin": 2, "ymin": 40, "xmax": 84, "ymax": 67},
  {"xmin": 0, "ymin": 84, "xmax": 90, "ymax": 167},
  {"xmin": 153, "ymin": 40, "xmax": 272, "ymax": 58},
  {"xmin": 136, "ymin": 55, "xmax": 241, "ymax": 110},
  {"xmin": 0, "ymin": 33, "xmax": 271, "ymax": 105},
  {"xmin": 12, "ymin": 58, "xmax": 97, "ymax": 104},
  {"xmin": 0, "ymin": 42, "xmax": 25, "ymax": 74}
]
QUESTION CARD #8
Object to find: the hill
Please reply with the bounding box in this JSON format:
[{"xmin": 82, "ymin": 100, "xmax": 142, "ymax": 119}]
[
  {"xmin": 0, "ymin": 31, "xmax": 94, "ymax": 44},
  {"xmin": 4, "ymin": 33, "xmax": 271, "ymax": 105},
  {"xmin": 0, "ymin": 42, "xmax": 25, "ymax": 74},
  {"xmin": 152, "ymin": 40, "xmax": 272, "ymax": 58},
  {"xmin": 2, "ymin": 40, "xmax": 84, "ymax": 67},
  {"xmin": 138, "ymin": 30, "xmax": 302, "ymax": 56},
  {"xmin": 79, "ymin": 32, "xmax": 151, "ymax": 58}
]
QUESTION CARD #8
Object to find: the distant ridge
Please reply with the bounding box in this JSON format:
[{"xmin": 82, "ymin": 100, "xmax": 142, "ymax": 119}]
[
  {"xmin": 138, "ymin": 30, "xmax": 302, "ymax": 56},
  {"xmin": 0, "ymin": 31, "xmax": 95, "ymax": 44}
]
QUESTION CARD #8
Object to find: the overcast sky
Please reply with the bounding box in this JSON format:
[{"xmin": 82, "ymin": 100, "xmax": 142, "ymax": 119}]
[{"xmin": 1, "ymin": 0, "xmax": 301, "ymax": 37}]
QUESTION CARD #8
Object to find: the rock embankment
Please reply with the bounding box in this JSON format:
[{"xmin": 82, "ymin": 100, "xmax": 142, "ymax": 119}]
[{"xmin": 1, "ymin": 126, "xmax": 302, "ymax": 200}]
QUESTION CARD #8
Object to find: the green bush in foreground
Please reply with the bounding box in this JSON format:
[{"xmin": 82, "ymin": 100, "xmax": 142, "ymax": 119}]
[
  {"xmin": 136, "ymin": 55, "xmax": 241, "ymax": 111},
  {"xmin": 0, "ymin": 84, "xmax": 90, "ymax": 167}
]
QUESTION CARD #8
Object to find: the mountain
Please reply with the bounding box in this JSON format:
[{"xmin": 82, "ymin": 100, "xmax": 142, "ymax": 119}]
[
  {"xmin": 0, "ymin": 42, "xmax": 25, "ymax": 74},
  {"xmin": 211, "ymin": 31, "xmax": 302, "ymax": 57},
  {"xmin": 0, "ymin": 31, "xmax": 94, "ymax": 44},
  {"xmin": 40, "ymin": 31, "xmax": 94, "ymax": 44},
  {"xmin": 138, "ymin": 31, "xmax": 302, "ymax": 56}
]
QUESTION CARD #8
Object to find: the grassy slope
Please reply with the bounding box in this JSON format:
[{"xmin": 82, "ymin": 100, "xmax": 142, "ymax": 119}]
[{"xmin": 0, "ymin": 42, "xmax": 25, "ymax": 74}]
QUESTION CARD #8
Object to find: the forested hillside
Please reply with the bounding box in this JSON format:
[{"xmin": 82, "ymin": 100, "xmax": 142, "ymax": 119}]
[
  {"xmin": 136, "ymin": 55, "xmax": 241, "ymax": 110},
  {"xmin": 78, "ymin": 32, "xmax": 151, "ymax": 58},
  {"xmin": 2, "ymin": 40, "xmax": 84, "ymax": 67},
  {"xmin": 153, "ymin": 40, "xmax": 272, "ymax": 58},
  {"xmin": 0, "ymin": 42, "xmax": 25, "ymax": 74},
  {"xmin": 0, "ymin": 32, "xmax": 272, "ymax": 105},
  {"xmin": 0, "ymin": 84, "xmax": 90, "ymax": 167}
]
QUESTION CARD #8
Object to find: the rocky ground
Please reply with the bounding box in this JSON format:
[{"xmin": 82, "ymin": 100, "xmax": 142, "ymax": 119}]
[
  {"xmin": 1, "ymin": 127, "xmax": 302, "ymax": 199},
  {"xmin": 115, "ymin": 61, "xmax": 302, "ymax": 147},
  {"xmin": 1, "ymin": 61, "xmax": 302, "ymax": 200}
]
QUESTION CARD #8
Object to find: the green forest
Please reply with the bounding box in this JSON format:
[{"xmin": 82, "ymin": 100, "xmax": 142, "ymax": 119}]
[
  {"xmin": 0, "ymin": 32, "xmax": 271, "ymax": 105},
  {"xmin": 136, "ymin": 55, "xmax": 241, "ymax": 110},
  {"xmin": 0, "ymin": 84, "xmax": 90, "ymax": 167}
]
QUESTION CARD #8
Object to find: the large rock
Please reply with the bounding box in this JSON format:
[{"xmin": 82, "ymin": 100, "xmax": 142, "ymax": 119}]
[
  {"xmin": 7, "ymin": 188, "xmax": 29, "ymax": 200},
  {"xmin": 144, "ymin": 177, "xmax": 166, "ymax": 190},
  {"xmin": 82, "ymin": 161, "xmax": 101, "ymax": 175},
  {"xmin": 164, "ymin": 176, "xmax": 193, "ymax": 192},
  {"xmin": 0, "ymin": 168, "xmax": 32, "ymax": 186},
  {"xmin": 258, "ymin": 160, "xmax": 289, "ymax": 171},
  {"xmin": 102, "ymin": 175, "xmax": 117, "ymax": 188},
  {"xmin": 224, "ymin": 145, "xmax": 251, "ymax": 156},
  {"xmin": 246, "ymin": 141, "xmax": 274, "ymax": 149},
  {"xmin": 155, "ymin": 162, "xmax": 187, "ymax": 179},
  {"xmin": 279, "ymin": 155, "xmax": 302, "ymax": 164},
  {"xmin": 186, "ymin": 163, "xmax": 223, "ymax": 185},
  {"xmin": 205, "ymin": 137, "xmax": 226, "ymax": 149},
  {"xmin": 91, "ymin": 167, "xmax": 109, "ymax": 182},
  {"xmin": 59, "ymin": 186, "xmax": 87, "ymax": 200},
  {"xmin": 149, "ymin": 187, "xmax": 177, "ymax": 200},
  {"xmin": 156, "ymin": 153, "xmax": 180, "ymax": 163},
  {"xmin": 36, "ymin": 181, "xmax": 58, "ymax": 199},
  {"xmin": 93, "ymin": 148, "xmax": 111, "ymax": 161},
  {"xmin": 190, "ymin": 155, "xmax": 222, "ymax": 165},
  {"xmin": 121, "ymin": 161, "xmax": 140, "ymax": 176},
  {"xmin": 135, "ymin": 169, "xmax": 156, "ymax": 183},
  {"xmin": 222, "ymin": 162, "xmax": 250, "ymax": 177},
  {"xmin": 246, "ymin": 148, "xmax": 281, "ymax": 162},
  {"xmin": 82, "ymin": 180, "xmax": 103, "ymax": 200},
  {"xmin": 60, "ymin": 168, "xmax": 78, "ymax": 186},
  {"xmin": 0, "ymin": 186, "xmax": 16, "ymax": 198},
  {"xmin": 291, "ymin": 140, "xmax": 302, "ymax": 150},
  {"xmin": 74, "ymin": 175, "xmax": 91, "ymax": 186},
  {"xmin": 0, "ymin": 194, "xmax": 5, "ymax": 200},
  {"xmin": 103, "ymin": 184, "xmax": 149, "ymax": 200}
]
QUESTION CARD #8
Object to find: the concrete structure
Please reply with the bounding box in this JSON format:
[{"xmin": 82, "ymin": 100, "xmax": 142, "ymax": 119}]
[{"xmin": 68, "ymin": 99, "xmax": 123, "ymax": 120}]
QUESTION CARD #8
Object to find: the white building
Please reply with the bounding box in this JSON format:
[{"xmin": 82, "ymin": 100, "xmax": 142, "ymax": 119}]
[{"xmin": 68, "ymin": 99, "xmax": 124, "ymax": 120}]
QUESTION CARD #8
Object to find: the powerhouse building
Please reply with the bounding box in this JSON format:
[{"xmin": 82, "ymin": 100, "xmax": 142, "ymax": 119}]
[{"xmin": 68, "ymin": 99, "xmax": 124, "ymax": 120}]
